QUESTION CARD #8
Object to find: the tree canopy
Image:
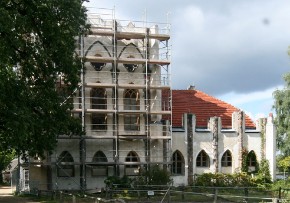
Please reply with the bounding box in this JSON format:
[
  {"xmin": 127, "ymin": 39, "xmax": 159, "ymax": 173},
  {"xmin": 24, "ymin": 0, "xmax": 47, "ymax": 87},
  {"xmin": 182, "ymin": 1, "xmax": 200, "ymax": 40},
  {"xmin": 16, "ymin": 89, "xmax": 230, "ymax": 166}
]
[
  {"xmin": 0, "ymin": 0, "xmax": 88, "ymax": 158},
  {"xmin": 273, "ymin": 73, "xmax": 290, "ymax": 156}
]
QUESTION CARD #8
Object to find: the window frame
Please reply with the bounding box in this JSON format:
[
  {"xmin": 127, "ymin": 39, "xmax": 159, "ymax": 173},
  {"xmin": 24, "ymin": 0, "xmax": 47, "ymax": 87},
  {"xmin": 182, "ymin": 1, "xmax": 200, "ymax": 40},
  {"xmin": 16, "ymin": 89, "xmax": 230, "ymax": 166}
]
[
  {"xmin": 57, "ymin": 151, "xmax": 75, "ymax": 177},
  {"xmin": 124, "ymin": 89, "xmax": 140, "ymax": 131},
  {"xmin": 221, "ymin": 150, "xmax": 232, "ymax": 167},
  {"xmin": 91, "ymin": 151, "xmax": 108, "ymax": 177},
  {"xmin": 172, "ymin": 151, "xmax": 184, "ymax": 175},
  {"xmin": 196, "ymin": 150, "xmax": 210, "ymax": 167}
]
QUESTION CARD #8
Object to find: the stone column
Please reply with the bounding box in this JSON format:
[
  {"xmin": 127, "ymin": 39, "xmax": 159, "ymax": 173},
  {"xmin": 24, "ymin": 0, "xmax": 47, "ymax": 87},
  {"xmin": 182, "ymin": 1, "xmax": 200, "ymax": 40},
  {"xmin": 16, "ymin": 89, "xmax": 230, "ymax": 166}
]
[
  {"xmin": 187, "ymin": 114, "xmax": 194, "ymax": 185},
  {"xmin": 234, "ymin": 111, "xmax": 245, "ymax": 172},
  {"xmin": 211, "ymin": 117, "xmax": 219, "ymax": 173},
  {"xmin": 265, "ymin": 113, "xmax": 276, "ymax": 181}
]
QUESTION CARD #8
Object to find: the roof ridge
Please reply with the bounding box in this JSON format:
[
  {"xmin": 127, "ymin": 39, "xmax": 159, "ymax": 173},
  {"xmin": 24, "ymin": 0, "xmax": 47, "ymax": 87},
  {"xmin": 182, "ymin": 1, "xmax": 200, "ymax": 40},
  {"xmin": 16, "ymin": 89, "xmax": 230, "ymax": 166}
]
[{"xmin": 170, "ymin": 89, "xmax": 256, "ymax": 128}]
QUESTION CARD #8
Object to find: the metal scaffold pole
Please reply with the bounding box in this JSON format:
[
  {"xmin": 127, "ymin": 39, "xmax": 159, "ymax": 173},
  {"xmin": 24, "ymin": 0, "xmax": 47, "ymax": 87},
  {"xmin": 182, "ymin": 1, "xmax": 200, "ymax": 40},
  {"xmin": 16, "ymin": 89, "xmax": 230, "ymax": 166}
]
[{"xmin": 80, "ymin": 33, "xmax": 86, "ymax": 191}]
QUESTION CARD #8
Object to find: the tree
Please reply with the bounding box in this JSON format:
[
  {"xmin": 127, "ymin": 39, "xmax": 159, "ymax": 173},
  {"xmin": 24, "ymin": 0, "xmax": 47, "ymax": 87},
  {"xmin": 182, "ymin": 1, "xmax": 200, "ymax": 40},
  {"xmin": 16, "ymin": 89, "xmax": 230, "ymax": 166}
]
[
  {"xmin": 273, "ymin": 73, "xmax": 290, "ymax": 156},
  {"xmin": 277, "ymin": 156, "xmax": 290, "ymax": 179},
  {"xmin": 133, "ymin": 165, "xmax": 172, "ymax": 186},
  {"xmin": 0, "ymin": 0, "xmax": 88, "ymax": 158},
  {"xmin": 255, "ymin": 159, "xmax": 272, "ymax": 185},
  {"xmin": 0, "ymin": 150, "xmax": 15, "ymax": 183}
]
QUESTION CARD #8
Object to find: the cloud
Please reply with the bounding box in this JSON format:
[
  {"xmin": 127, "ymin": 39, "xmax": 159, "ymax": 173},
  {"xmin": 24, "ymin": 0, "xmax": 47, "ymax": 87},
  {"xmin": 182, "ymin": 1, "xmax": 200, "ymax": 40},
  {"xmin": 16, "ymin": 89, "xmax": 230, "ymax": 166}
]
[
  {"xmin": 172, "ymin": 0, "xmax": 290, "ymax": 95},
  {"xmin": 218, "ymin": 86, "xmax": 283, "ymax": 121},
  {"xmin": 85, "ymin": 0, "xmax": 290, "ymax": 96}
]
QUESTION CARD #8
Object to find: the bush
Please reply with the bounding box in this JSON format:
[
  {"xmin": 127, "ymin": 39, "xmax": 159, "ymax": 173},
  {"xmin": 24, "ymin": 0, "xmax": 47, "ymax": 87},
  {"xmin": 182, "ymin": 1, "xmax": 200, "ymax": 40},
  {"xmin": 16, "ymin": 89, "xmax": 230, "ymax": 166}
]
[
  {"xmin": 194, "ymin": 172, "xmax": 255, "ymax": 187},
  {"xmin": 133, "ymin": 165, "xmax": 172, "ymax": 186},
  {"xmin": 104, "ymin": 175, "xmax": 132, "ymax": 189}
]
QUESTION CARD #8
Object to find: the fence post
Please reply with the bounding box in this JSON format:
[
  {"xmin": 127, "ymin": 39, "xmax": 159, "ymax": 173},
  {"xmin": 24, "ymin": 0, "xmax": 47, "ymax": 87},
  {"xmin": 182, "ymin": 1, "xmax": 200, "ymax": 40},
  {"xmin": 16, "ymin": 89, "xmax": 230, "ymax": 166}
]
[
  {"xmin": 181, "ymin": 188, "xmax": 185, "ymax": 201},
  {"xmin": 167, "ymin": 187, "xmax": 171, "ymax": 203},
  {"xmin": 59, "ymin": 191, "xmax": 63, "ymax": 203},
  {"xmin": 277, "ymin": 187, "xmax": 281, "ymax": 203},
  {"xmin": 244, "ymin": 187, "xmax": 248, "ymax": 202},
  {"xmin": 72, "ymin": 195, "xmax": 76, "ymax": 203},
  {"xmin": 213, "ymin": 188, "xmax": 218, "ymax": 203}
]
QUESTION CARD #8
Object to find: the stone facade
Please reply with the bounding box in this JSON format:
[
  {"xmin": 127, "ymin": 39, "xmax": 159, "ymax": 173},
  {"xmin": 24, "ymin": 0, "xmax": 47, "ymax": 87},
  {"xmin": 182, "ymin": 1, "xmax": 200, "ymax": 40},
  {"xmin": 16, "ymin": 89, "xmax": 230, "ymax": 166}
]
[
  {"xmin": 16, "ymin": 11, "xmax": 276, "ymax": 192},
  {"xmin": 171, "ymin": 113, "xmax": 276, "ymax": 186}
]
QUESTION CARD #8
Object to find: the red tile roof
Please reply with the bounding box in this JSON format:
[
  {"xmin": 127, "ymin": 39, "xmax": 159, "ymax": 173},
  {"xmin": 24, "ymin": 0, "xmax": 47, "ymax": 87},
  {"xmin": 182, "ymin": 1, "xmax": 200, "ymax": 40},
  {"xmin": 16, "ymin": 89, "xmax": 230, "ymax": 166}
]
[{"xmin": 171, "ymin": 89, "xmax": 256, "ymax": 129}]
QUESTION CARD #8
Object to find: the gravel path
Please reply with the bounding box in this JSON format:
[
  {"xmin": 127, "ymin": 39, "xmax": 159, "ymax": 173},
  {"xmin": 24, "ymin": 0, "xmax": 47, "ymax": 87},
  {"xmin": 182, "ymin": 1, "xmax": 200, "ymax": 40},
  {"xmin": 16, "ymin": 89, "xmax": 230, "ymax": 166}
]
[{"xmin": 0, "ymin": 186, "xmax": 40, "ymax": 203}]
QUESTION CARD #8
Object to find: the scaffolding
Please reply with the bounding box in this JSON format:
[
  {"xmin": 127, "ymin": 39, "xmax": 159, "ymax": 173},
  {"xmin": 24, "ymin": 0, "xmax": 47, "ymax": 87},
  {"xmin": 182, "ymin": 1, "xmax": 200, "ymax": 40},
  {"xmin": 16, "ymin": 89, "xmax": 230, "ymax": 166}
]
[{"xmin": 19, "ymin": 7, "xmax": 172, "ymax": 192}]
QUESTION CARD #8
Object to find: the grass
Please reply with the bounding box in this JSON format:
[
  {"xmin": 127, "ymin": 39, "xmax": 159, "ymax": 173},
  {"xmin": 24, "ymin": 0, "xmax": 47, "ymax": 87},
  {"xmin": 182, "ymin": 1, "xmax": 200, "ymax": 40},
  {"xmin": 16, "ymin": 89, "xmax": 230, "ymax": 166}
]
[{"xmin": 9, "ymin": 185, "xmax": 290, "ymax": 203}]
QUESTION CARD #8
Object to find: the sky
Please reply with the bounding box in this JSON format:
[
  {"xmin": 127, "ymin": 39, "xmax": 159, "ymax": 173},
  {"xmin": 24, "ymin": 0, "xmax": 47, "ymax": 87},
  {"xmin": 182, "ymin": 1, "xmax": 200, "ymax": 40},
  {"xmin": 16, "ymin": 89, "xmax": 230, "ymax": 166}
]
[{"xmin": 84, "ymin": 0, "xmax": 290, "ymax": 122}]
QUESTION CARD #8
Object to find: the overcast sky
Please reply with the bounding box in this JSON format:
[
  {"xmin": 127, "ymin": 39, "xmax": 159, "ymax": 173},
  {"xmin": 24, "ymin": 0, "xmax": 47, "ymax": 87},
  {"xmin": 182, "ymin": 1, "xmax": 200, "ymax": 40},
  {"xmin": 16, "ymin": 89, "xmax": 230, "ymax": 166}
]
[{"xmin": 85, "ymin": 0, "xmax": 290, "ymax": 120}]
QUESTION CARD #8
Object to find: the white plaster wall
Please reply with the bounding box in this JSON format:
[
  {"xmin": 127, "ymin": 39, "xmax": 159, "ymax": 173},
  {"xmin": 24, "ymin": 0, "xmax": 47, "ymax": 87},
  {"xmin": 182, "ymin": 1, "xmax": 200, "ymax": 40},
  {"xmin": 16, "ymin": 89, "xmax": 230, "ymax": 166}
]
[
  {"xmin": 51, "ymin": 140, "xmax": 81, "ymax": 190},
  {"xmin": 219, "ymin": 132, "xmax": 237, "ymax": 173},
  {"xmin": 193, "ymin": 132, "xmax": 213, "ymax": 174},
  {"xmin": 171, "ymin": 131, "xmax": 187, "ymax": 186},
  {"xmin": 29, "ymin": 166, "xmax": 48, "ymax": 190},
  {"xmin": 244, "ymin": 132, "xmax": 262, "ymax": 162},
  {"xmin": 266, "ymin": 116, "xmax": 276, "ymax": 180},
  {"xmin": 85, "ymin": 139, "xmax": 114, "ymax": 189}
]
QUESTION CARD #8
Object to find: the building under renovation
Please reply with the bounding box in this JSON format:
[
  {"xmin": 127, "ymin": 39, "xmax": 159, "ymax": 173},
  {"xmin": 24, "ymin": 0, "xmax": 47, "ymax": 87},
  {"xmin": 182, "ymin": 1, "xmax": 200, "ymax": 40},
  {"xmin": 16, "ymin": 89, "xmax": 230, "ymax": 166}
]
[
  {"xmin": 16, "ymin": 8, "xmax": 276, "ymax": 192},
  {"xmin": 20, "ymin": 8, "xmax": 172, "ymax": 191}
]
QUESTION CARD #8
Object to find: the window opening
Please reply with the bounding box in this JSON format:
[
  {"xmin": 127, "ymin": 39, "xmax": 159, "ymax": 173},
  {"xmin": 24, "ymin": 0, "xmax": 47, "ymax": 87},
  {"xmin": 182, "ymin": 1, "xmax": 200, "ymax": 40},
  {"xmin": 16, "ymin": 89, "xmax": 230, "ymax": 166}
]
[
  {"xmin": 125, "ymin": 151, "xmax": 140, "ymax": 176},
  {"xmin": 172, "ymin": 151, "xmax": 184, "ymax": 175},
  {"xmin": 247, "ymin": 150, "xmax": 257, "ymax": 167},
  {"xmin": 57, "ymin": 151, "xmax": 75, "ymax": 177},
  {"xmin": 124, "ymin": 89, "xmax": 140, "ymax": 131},
  {"xmin": 221, "ymin": 150, "xmax": 232, "ymax": 167},
  {"xmin": 91, "ymin": 54, "xmax": 106, "ymax": 71},
  {"xmin": 196, "ymin": 150, "xmax": 210, "ymax": 167},
  {"xmin": 124, "ymin": 56, "xmax": 138, "ymax": 72},
  {"xmin": 92, "ymin": 151, "xmax": 108, "ymax": 176}
]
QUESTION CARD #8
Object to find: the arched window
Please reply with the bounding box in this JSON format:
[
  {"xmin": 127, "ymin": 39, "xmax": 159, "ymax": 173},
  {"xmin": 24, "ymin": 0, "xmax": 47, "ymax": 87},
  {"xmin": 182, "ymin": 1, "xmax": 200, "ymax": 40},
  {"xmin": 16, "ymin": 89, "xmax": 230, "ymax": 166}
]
[
  {"xmin": 247, "ymin": 150, "xmax": 257, "ymax": 167},
  {"xmin": 196, "ymin": 150, "xmax": 210, "ymax": 167},
  {"xmin": 125, "ymin": 151, "xmax": 140, "ymax": 176},
  {"xmin": 92, "ymin": 151, "xmax": 108, "ymax": 176},
  {"xmin": 124, "ymin": 89, "xmax": 139, "ymax": 110},
  {"xmin": 91, "ymin": 88, "xmax": 107, "ymax": 130},
  {"xmin": 57, "ymin": 151, "xmax": 74, "ymax": 177},
  {"xmin": 124, "ymin": 56, "xmax": 138, "ymax": 72},
  {"xmin": 91, "ymin": 88, "xmax": 107, "ymax": 109},
  {"xmin": 172, "ymin": 150, "xmax": 184, "ymax": 175},
  {"xmin": 124, "ymin": 89, "xmax": 140, "ymax": 131},
  {"xmin": 91, "ymin": 54, "xmax": 106, "ymax": 71},
  {"xmin": 221, "ymin": 150, "xmax": 232, "ymax": 167}
]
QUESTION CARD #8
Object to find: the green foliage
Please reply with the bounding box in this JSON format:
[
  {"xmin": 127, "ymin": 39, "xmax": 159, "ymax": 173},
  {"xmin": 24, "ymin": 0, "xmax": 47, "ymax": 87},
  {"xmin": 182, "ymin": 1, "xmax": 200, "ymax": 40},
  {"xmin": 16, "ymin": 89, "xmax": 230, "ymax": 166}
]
[
  {"xmin": 242, "ymin": 149, "xmax": 259, "ymax": 174},
  {"xmin": 278, "ymin": 156, "xmax": 290, "ymax": 172},
  {"xmin": 104, "ymin": 176, "xmax": 133, "ymax": 188},
  {"xmin": 254, "ymin": 159, "xmax": 272, "ymax": 186},
  {"xmin": 194, "ymin": 172, "xmax": 255, "ymax": 187},
  {"xmin": 273, "ymin": 72, "xmax": 290, "ymax": 156},
  {"xmin": 241, "ymin": 148, "xmax": 249, "ymax": 173},
  {"xmin": 0, "ymin": 0, "xmax": 88, "ymax": 158},
  {"xmin": 134, "ymin": 165, "xmax": 172, "ymax": 186},
  {"xmin": 0, "ymin": 150, "xmax": 15, "ymax": 183}
]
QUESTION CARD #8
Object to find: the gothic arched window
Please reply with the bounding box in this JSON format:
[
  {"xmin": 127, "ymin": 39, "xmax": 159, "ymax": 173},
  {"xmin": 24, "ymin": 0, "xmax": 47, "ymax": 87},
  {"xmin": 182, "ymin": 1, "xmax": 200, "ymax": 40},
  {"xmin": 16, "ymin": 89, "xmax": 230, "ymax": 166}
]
[
  {"xmin": 124, "ymin": 89, "xmax": 140, "ymax": 131},
  {"xmin": 125, "ymin": 151, "xmax": 140, "ymax": 176},
  {"xmin": 172, "ymin": 150, "xmax": 184, "ymax": 175},
  {"xmin": 247, "ymin": 150, "xmax": 257, "ymax": 167},
  {"xmin": 57, "ymin": 151, "xmax": 74, "ymax": 177},
  {"xmin": 221, "ymin": 150, "xmax": 232, "ymax": 167},
  {"xmin": 90, "ymin": 54, "xmax": 106, "ymax": 71},
  {"xmin": 124, "ymin": 56, "xmax": 138, "ymax": 72},
  {"xmin": 91, "ymin": 88, "xmax": 107, "ymax": 109},
  {"xmin": 196, "ymin": 150, "xmax": 210, "ymax": 167},
  {"xmin": 92, "ymin": 151, "xmax": 108, "ymax": 176},
  {"xmin": 91, "ymin": 88, "xmax": 107, "ymax": 130}
]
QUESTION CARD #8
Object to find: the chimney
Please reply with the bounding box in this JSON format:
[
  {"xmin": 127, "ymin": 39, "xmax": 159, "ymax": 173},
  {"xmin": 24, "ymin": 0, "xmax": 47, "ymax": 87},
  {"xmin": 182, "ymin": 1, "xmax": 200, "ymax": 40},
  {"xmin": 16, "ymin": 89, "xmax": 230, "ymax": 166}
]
[{"xmin": 187, "ymin": 84, "xmax": 195, "ymax": 90}]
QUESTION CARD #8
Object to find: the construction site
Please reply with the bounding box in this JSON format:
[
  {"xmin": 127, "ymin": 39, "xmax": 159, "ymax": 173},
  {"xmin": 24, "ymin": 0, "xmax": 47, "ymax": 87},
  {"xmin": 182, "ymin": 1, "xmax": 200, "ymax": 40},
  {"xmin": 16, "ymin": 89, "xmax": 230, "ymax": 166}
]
[
  {"xmin": 17, "ymin": 7, "xmax": 172, "ymax": 192},
  {"xmin": 9, "ymin": 7, "xmax": 282, "ymax": 203}
]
